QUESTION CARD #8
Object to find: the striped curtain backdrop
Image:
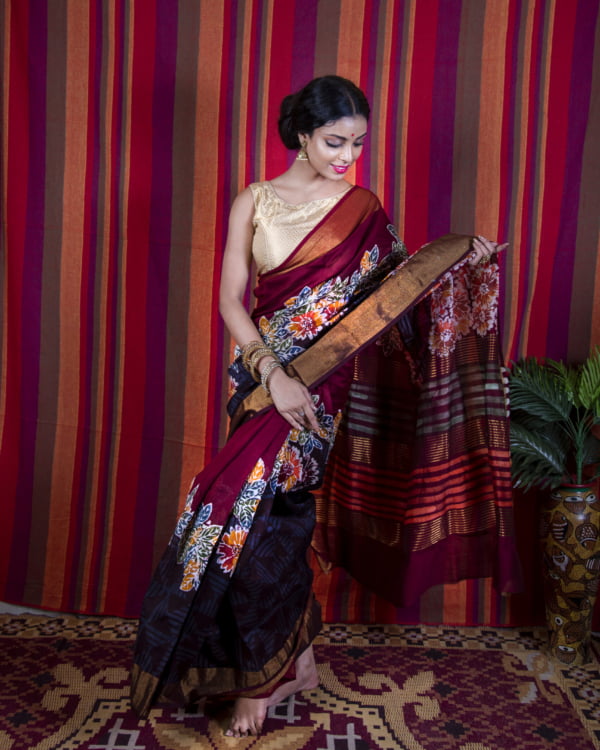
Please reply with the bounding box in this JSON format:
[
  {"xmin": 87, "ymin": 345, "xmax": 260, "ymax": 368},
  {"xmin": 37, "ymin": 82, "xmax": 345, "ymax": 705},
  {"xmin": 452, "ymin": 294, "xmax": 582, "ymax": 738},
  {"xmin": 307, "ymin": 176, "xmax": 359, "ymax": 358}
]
[{"xmin": 1, "ymin": 0, "xmax": 599, "ymax": 622}]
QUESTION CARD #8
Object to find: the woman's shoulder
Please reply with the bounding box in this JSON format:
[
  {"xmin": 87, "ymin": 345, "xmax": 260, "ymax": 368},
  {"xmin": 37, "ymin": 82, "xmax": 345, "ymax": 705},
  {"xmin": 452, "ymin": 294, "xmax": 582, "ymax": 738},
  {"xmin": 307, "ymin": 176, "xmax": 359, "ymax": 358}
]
[
  {"xmin": 228, "ymin": 187, "xmax": 256, "ymax": 224},
  {"xmin": 247, "ymin": 181, "xmax": 269, "ymax": 199}
]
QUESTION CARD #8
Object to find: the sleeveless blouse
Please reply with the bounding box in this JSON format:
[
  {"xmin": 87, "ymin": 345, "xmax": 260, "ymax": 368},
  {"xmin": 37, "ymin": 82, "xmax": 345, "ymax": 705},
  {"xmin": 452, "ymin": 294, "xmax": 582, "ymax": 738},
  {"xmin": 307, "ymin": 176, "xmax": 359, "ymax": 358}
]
[{"xmin": 249, "ymin": 181, "xmax": 349, "ymax": 274}]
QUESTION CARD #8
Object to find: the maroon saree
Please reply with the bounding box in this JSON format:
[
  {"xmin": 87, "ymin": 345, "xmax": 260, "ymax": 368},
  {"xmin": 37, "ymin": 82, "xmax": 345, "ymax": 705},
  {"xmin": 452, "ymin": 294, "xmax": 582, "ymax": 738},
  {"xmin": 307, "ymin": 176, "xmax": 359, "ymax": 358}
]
[{"xmin": 130, "ymin": 187, "xmax": 520, "ymax": 718}]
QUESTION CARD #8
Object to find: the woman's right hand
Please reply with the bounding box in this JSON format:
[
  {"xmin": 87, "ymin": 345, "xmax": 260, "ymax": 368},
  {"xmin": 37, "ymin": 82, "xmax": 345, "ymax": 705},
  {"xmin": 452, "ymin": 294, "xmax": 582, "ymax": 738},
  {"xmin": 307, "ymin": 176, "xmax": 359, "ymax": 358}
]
[{"xmin": 267, "ymin": 367, "xmax": 320, "ymax": 432}]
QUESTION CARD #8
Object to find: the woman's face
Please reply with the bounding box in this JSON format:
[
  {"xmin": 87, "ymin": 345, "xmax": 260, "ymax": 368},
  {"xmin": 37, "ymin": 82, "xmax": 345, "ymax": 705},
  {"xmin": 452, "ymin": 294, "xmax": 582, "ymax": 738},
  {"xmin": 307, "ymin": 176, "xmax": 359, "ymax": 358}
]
[{"xmin": 301, "ymin": 115, "xmax": 368, "ymax": 180}]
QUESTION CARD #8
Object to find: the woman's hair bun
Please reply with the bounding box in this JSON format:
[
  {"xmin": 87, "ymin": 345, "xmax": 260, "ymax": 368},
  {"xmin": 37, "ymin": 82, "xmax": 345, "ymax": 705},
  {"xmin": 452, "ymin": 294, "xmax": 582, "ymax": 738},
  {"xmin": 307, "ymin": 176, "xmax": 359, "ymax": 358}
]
[{"xmin": 278, "ymin": 93, "xmax": 302, "ymax": 149}]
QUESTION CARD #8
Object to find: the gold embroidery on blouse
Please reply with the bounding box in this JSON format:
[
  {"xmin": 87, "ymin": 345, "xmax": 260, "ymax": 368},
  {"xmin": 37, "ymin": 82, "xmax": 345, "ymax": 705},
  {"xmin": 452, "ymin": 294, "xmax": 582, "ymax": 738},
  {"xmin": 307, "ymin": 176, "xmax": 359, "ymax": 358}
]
[{"xmin": 249, "ymin": 182, "xmax": 349, "ymax": 274}]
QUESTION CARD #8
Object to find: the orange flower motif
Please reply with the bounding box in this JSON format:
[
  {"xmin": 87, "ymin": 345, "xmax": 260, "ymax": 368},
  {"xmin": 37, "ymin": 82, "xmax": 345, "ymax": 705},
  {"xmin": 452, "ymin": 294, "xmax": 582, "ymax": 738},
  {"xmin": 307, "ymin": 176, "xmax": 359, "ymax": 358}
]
[
  {"xmin": 453, "ymin": 294, "xmax": 472, "ymax": 337},
  {"xmin": 289, "ymin": 310, "xmax": 325, "ymax": 339},
  {"xmin": 277, "ymin": 445, "xmax": 303, "ymax": 491},
  {"xmin": 472, "ymin": 267, "xmax": 499, "ymax": 309},
  {"xmin": 181, "ymin": 559, "xmax": 200, "ymax": 592},
  {"xmin": 318, "ymin": 299, "xmax": 345, "ymax": 321},
  {"xmin": 217, "ymin": 526, "xmax": 248, "ymax": 574},
  {"xmin": 472, "ymin": 306, "xmax": 494, "ymax": 336}
]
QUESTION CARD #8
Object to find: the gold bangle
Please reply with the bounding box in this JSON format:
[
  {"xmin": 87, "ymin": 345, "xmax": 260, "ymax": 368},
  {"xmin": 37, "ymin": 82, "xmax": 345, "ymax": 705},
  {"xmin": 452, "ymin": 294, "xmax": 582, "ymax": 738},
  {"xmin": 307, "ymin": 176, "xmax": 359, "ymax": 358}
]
[
  {"xmin": 261, "ymin": 360, "xmax": 283, "ymax": 395},
  {"xmin": 249, "ymin": 347, "xmax": 277, "ymax": 380},
  {"xmin": 241, "ymin": 340, "xmax": 265, "ymax": 369}
]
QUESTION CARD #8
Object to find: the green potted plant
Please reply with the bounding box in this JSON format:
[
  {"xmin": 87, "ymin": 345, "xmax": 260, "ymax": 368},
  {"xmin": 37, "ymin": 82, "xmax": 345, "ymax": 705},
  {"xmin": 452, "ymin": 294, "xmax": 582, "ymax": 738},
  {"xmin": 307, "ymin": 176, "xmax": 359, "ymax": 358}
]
[{"xmin": 508, "ymin": 348, "xmax": 600, "ymax": 665}]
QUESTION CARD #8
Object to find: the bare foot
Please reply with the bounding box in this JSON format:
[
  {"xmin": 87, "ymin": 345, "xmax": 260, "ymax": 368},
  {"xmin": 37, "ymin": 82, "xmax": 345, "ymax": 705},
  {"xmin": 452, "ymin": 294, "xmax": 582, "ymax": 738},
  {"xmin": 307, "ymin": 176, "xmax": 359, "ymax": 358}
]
[
  {"xmin": 224, "ymin": 646, "xmax": 319, "ymax": 737},
  {"xmin": 225, "ymin": 696, "xmax": 268, "ymax": 737}
]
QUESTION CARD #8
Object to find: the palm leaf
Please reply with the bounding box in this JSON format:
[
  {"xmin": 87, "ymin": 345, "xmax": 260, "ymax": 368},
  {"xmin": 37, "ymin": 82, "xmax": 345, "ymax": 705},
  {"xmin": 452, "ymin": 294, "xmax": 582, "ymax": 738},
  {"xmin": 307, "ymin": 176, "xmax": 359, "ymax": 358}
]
[
  {"xmin": 578, "ymin": 347, "xmax": 600, "ymax": 416},
  {"xmin": 509, "ymin": 359, "xmax": 572, "ymax": 422},
  {"xmin": 509, "ymin": 422, "xmax": 568, "ymax": 490},
  {"xmin": 508, "ymin": 354, "xmax": 600, "ymax": 491},
  {"xmin": 581, "ymin": 432, "xmax": 600, "ymax": 468},
  {"xmin": 546, "ymin": 359, "xmax": 579, "ymax": 405},
  {"xmin": 510, "ymin": 410, "xmax": 554, "ymax": 433},
  {"xmin": 511, "ymin": 458, "xmax": 564, "ymax": 491}
]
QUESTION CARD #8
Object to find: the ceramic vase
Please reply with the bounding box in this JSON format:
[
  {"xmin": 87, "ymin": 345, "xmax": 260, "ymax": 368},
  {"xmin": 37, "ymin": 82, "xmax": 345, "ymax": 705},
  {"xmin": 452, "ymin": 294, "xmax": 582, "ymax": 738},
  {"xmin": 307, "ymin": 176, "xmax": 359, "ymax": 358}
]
[{"xmin": 540, "ymin": 484, "xmax": 600, "ymax": 665}]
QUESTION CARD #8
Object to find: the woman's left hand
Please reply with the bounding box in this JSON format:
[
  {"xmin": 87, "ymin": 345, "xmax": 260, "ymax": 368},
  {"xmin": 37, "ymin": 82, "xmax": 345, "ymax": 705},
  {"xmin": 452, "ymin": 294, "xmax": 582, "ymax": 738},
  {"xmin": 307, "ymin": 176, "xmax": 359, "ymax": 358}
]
[{"xmin": 468, "ymin": 235, "xmax": 508, "ymax": 265}]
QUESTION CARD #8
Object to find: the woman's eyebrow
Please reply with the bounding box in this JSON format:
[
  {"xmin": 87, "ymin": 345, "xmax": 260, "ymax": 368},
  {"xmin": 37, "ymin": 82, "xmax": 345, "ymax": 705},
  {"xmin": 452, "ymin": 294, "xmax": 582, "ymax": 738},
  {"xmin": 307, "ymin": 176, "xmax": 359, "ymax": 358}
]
[{"xmin": 324, "ymin": 132, "xmax": 368, "ymax": 140}]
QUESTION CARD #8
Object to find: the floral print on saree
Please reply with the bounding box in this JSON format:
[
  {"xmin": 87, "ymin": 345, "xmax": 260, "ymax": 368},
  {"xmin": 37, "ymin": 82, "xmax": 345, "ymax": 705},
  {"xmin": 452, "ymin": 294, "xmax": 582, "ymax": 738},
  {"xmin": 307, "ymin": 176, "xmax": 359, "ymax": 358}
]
[
  {"xmin": 173, "ymin": 399, "xmax": 343, "ymax": 590},
  {"xmin": 255, "ymin": 246, "xmax": 381, "ymax": 364}
]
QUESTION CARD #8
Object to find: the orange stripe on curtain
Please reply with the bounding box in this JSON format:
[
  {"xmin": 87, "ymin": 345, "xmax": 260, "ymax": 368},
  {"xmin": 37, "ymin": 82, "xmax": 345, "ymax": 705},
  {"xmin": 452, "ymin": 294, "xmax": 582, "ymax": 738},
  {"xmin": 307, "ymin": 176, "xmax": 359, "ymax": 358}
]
[
  {"xmin": 335, "ymin": 0, "xmax": 366, "ymax": 188},
  {"xmin": 43, "ymin": 1, "xmax": 90, "ymax": 606},
  {"xmin": 369, "ymin": 0, "xmax": 395, "ymax": 207},
  {"xmin": 503, "ymin": 0, "xmax": 539, "ymax": 359},
  {"xmin": 182, "ymin": 0, "xmax": 226, "ymax": 491},
  {"xmin": 474, "ymin": 0, "xmax": 509, "ymax": 238}
]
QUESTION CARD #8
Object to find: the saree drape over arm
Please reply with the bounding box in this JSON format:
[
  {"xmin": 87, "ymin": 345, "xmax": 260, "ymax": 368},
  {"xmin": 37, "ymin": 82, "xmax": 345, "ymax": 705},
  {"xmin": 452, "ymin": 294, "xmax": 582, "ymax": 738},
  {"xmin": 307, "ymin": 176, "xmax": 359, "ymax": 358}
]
[{"xmin": 130, "ymin": 186, "xmax": 521, "ymax": 717}]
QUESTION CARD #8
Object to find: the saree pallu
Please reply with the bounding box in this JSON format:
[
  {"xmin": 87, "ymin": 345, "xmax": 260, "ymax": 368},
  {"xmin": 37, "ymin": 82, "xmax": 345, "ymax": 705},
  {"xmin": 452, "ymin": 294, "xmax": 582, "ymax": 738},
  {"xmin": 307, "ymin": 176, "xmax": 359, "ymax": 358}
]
[
  {"xmin": 312, "ymin": 263, "xmax": 523, "ymax": 606},
  {"xmin": 130, "ymin": 187, "xmax": 520, "ymax": 718}
]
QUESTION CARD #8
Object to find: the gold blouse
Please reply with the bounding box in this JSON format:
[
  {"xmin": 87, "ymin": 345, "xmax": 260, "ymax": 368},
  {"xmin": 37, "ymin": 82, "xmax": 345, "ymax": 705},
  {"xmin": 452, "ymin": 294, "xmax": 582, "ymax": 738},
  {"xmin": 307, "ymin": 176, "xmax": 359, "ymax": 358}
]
[{"xmin": 249, "ymin": 181, "xmax": 349, "ymax": 274}]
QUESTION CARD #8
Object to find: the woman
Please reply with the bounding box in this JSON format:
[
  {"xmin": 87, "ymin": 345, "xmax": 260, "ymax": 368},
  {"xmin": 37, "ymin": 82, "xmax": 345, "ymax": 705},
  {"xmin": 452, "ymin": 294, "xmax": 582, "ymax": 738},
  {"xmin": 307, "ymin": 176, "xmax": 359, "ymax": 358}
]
[{"xmin": 130, "ymin": 76, "xmax": 510, "ymax": 737}]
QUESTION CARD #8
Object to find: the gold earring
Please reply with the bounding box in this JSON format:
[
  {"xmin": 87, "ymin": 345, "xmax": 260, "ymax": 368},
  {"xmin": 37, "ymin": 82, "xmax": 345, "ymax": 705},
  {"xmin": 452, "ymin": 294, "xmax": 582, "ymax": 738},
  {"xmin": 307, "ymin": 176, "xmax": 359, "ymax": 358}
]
[{"xmin": 296, "ymin": 140, "xmax": 308, "ymax": 161}]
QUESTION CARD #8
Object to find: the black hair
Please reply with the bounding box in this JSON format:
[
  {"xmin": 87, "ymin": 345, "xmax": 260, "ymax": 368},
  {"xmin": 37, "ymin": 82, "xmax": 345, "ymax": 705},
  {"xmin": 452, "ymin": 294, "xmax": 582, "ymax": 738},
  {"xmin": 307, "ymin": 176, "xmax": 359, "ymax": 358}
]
[{"xmin": 278, "ymin": 75, "xmax": 370, "ymax": 150}]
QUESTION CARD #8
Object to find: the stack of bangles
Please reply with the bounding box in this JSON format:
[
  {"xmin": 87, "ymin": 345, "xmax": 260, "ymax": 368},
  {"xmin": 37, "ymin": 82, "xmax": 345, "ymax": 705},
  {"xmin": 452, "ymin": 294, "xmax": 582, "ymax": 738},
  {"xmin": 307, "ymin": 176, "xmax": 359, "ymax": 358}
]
[{"xmin": 241, "ymin": 340, "xmax": 284, "ymax": 396}]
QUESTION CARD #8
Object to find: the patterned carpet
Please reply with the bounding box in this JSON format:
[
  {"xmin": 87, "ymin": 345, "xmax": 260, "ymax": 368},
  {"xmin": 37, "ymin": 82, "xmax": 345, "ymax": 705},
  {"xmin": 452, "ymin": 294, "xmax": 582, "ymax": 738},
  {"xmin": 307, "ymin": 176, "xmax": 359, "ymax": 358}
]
[{"xmin": 1, "ymin": 615, "xmax": 599, "ymax": 749}]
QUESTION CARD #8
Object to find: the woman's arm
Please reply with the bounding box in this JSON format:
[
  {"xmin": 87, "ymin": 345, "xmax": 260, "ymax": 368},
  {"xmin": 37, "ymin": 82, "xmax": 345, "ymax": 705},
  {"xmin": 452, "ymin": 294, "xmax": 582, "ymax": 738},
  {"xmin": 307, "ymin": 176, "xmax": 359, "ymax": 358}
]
[
  {"xmin": 219, "ymin": 188, "xmax": 262, "ymax": 347},
  {"xmin": 219, "ymin": 189, "xmax": 319, "ymax": 431}
]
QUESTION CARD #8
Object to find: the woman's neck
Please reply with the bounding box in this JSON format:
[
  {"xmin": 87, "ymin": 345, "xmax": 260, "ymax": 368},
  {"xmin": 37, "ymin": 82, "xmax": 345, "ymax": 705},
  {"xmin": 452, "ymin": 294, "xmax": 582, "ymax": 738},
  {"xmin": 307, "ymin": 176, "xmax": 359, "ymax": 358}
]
[{"xmin": 269, "ymin": 163, "xmax": 351, "ymax": 204}]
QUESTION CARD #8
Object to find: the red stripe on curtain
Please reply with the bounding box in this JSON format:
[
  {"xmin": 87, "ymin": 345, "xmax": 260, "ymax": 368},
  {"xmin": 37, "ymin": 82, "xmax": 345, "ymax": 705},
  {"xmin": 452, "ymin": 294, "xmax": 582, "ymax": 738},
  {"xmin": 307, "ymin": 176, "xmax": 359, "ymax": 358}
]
[{"xmin": 1, "ymin": 0, "xmax": 32, "ymax": 591}]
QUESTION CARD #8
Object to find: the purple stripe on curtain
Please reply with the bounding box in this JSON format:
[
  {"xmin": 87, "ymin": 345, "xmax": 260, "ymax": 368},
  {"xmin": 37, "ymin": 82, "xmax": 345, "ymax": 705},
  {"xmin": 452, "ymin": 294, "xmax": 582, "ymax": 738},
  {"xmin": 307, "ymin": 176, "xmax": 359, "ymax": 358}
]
[
  {"xmin": 291, "ymin": 0, "xmax": 319, "ymax": 91},
  {"xmin": 9, "ymin": 0, "xmax": 48, "ymax": 592},
  {"xmin": 428, "ymin": 0, "xmax": 461, "ymax": 238},
  {"xmin": 361, "ymin": 0, "xmax": 379, "ymax": 190},
  {"xmin": 385, "ymin": 2, "xmax": 406, "ymax": 220},
  {"xmin": 223, "ymin": 2, "xmax": 237, "ymax": 213},
  {"xmin": 383, "ymin": 4, "xmax": 403, "ymax": 218},
  {"xmin": 247, "ymin": 0, "xmax": 262, "ymax": 178},
  {"xmin": 547, "ymin": 0, "xmax": 599, "ymax": 355}
]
